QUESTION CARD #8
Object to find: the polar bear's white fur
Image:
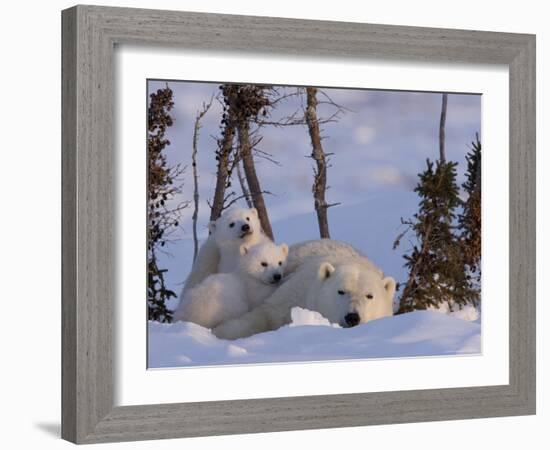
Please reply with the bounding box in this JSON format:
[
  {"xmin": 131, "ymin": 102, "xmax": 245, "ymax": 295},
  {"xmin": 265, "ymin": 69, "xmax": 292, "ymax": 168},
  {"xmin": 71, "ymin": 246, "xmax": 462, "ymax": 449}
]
[
  {"xmin": 285, "ymin": 239, "xmax": 380, "ymax": 274},
  {"xmin": 212, "ymin": 239, "xmax": 396, "ymax": 339},
  {"xmin": 173, "ymin": 241, "xmax": 289, "ymax": 328},
  {"xmin": 308, "ymin": 262, "xmax": 395, "ymax": 325},
  {"xmin": 179, "ymin": 208, "xmax": 270, "ymax": 299}
]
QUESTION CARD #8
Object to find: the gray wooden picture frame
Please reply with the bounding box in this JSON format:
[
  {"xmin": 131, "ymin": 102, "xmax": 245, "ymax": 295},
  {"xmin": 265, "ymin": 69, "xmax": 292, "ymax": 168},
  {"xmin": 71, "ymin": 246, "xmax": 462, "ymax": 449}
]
[{"xmin": 61, "ymin": 4, "xmax": 536, "ymax": 444}]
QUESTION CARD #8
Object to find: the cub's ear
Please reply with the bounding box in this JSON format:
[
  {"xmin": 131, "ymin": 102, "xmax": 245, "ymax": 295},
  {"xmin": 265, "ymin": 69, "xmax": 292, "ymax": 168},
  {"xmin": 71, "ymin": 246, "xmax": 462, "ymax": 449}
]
[
  {"xmin": 280, "ymin": 244, "xmax": 289, "ymax": 256},
  {"xmin": 318, "ymin": 262, "xmax": 335, "ymax": 281},
  {"xmin": 207, "ymin": 221, "xmax": 216, "ymax": 233},
  {"xmin": 239, "ymin": 245, "xmax": 249, "ymax": 256},
  {"xmin": 383, "ymin": 276, "xmax": 396, "ymax": 299},
  {"xmin": 249, "ymin": 207, "xmax": 258, "ymax": 217}
]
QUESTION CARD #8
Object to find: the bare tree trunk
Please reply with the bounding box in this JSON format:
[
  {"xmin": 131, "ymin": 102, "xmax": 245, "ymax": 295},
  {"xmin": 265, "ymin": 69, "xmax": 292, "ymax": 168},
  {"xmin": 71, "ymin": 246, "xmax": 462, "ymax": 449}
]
[
  {"xmin": 237, "ymin": 120, "xmax": 274, "ymax": 240},
  {"xmin": 236, "ymin": 157, "xmax": 253, "ymax": 208},
  {"xmin": 439, "ymin": 93, "xmax": 448, "ymax": 163},
  {"xmin": 210, "ymin": 112, "xmax": 236, "ymax": 222},
  {"xmin": 191, "ymin": 99, "xmax": 213, "ymax": 261},
  {"xmin": 191, "ymin": 119, "xmax": 200, "ymax": 261},
  {"xmin": 305, "ymin": 87, "xmax": 334, "ymax": 239}
]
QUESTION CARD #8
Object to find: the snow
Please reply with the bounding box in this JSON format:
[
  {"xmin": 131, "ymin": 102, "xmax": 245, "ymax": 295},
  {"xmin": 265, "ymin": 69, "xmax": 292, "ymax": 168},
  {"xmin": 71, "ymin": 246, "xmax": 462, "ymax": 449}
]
[
  {"xmin": 451, "ymin": 305, "xmax": 481, "ymax": 323},
  {"xmin": 427, "ymin": 302, "xmax": 481, "ymax": 323},
  {"xmin": 148, "ymin": 309, "xmax": 481, "ymax": 368},
  {"xmin": 288, "ymin": 307, "xmax": 337, "ymax": 327}
]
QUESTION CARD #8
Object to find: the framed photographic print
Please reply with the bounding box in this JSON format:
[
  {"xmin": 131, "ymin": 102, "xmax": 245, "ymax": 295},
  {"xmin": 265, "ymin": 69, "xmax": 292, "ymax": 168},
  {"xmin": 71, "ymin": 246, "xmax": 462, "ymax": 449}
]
[{"xmin": 62, "ymin": 5, "xmax": 536, "ymax": 444}]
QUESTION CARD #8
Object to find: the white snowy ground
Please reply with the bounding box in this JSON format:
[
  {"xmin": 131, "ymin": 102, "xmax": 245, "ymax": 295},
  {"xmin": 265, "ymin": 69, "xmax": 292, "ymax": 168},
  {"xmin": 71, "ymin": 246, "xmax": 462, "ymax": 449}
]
[{"xmin": 148, "ymin": 307, "xmax": 481, "ymax": 368}]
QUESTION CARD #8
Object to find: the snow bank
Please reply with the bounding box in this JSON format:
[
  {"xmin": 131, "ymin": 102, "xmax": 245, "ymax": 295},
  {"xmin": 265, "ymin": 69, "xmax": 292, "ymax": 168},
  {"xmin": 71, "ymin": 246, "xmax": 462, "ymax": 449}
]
[
  {"xmin": 427, "ymin": 302, "xmax": 481, "ymax": 323},
  {"xmin": 148, "ymin": 309, "xmax": 481, "ymax": 368},
  {"xmin": 288, "ymin": 307, "xmax": 337, "ymax": 327}
]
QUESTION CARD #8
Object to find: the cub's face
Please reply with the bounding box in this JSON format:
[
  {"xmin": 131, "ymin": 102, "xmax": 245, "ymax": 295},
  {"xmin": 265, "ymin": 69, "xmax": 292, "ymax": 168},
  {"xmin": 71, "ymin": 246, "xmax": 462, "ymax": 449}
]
[
  {"xmin": 209, "ymin": 208, "xmax": 262, "ymax": 246},
  {"xmin": 309, "ymin": 263, "xmax": 396, "ymax": 327},
  {"xmin": 239, "ymin": 243, "xmax": 289, "ymax": 285}
]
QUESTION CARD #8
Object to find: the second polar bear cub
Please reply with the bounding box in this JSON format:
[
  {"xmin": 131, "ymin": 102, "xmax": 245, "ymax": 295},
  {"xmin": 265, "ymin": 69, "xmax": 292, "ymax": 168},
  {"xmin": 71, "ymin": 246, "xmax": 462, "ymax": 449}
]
[
  {"xmin": 180, "ymin": 207, "xmax": 270, "ymax": 295},
  {"xmin": 173, "ymin": 241, "xmax": 289, "ymax": 329}
]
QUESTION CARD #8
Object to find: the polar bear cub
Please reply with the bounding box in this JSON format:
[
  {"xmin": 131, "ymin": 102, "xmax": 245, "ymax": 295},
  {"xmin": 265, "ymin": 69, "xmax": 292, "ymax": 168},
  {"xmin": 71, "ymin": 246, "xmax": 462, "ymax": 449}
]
[
  {"xmin": 180, "ymin": 207, "xmax": 270, "ymax": 296},
  {"xmin": 173, "ymin": 241, "xmax": 289, "ymax": 329},
  {"xmin": 211, "ymin": 207, "xmax": 272, "ymax": 273}
]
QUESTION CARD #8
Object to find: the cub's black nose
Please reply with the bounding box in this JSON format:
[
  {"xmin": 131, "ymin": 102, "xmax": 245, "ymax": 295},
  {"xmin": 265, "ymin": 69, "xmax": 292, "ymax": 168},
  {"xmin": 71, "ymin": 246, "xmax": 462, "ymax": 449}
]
[
  {"xmin": 345, "ymin": 312, "xmax": 360, "ymax": 327},
  {"xmin": 273, "ymin": 273, "xmax": 282, "ymax": 282},
  {"xmin": 241, "ymin": 223, "xmax": 250, "ymax": 232}
]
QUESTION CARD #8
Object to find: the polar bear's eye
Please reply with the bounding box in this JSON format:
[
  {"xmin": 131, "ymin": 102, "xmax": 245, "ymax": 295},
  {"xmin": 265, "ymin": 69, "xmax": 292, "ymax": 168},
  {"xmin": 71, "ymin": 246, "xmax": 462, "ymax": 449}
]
[
  {"xmin": 261, "ymin": 262, "xmax": 268, "ymax": 267},
  {"xmin": 366, "ymin": 294, "xmax": 374, "ymax": 299},
  {"xmin": 278, "ymin": 261, "xmax": 282, "ymax": 266},
  {"xmin": 229, "ymin": 222, "xmax": 235, "ymax": 228},
  {"xmin": 337, "ymin": 290, "xmax": 345, "ymax": 295},
  {"xmin": 246, "ymin": 217, "xmax": 250, "ymax": 221}
]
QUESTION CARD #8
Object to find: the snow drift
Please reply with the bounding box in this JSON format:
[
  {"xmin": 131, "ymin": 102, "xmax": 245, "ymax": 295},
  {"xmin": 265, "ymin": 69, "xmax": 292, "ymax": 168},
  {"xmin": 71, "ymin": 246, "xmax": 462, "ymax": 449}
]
[{"xmin": 148, "ymin": 308, "xmax": 481, "ymax": 368}]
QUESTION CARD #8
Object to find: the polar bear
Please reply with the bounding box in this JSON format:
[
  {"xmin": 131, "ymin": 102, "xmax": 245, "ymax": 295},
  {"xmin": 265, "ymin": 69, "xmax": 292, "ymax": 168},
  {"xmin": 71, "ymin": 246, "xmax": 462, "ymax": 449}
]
[
  {"xmin": 212, "ymin": 239, "xmax": 396, "ymax": 339},
  {"xmin": 180, "ymin": 207, "xmax": 270, "ymax": 298},
  {"xmin": 173, "ymin": 241, "xmax": 289, "ymax": 328},
  {"xmin": 285, "ymin": 239, "xmax": 380, "ymax": 274}
]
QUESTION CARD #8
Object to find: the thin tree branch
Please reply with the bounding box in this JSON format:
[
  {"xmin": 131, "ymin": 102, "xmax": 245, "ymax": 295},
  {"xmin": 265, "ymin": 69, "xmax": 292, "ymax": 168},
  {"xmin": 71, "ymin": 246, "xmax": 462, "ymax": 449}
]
[{"xmin": 191, "ymin": 95, "xmax": 214, "ymax": 262}]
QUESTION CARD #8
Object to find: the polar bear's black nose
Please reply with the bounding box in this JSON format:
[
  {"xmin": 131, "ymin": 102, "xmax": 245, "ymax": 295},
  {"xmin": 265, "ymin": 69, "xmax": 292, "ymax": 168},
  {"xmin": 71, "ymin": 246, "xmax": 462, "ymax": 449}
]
[
  {"xmin": 241, "ymin": 224, "xmax": 250, "ymax": 232},
  {"xmin": 345, "ymin": 312, "xmax": 360, "ymax": 327},
  {"xmin": 273, "ymin": 273, "xmax": 282, "ymax": 282}
]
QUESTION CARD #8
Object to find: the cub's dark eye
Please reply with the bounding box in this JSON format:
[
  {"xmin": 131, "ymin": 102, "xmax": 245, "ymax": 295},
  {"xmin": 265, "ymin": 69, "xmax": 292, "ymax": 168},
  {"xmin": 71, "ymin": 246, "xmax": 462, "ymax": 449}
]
[
  {"xmin": 338, "ymin": 290, "xmax": 345, "ymax": 295},
  {"xmin": 261, "ymin": 262, "xmax": 268, "ymax": 267},
  {"xmin": 366, "ymin": 294, "xmax": 374, "ymax": 299},
  {"xmin": 278, "ymin": 261, "xmax": 282, "ymax": 266},
  {"xmin": 246, "ymin": 217, "xmax": 250, "ymax": 221},
  {"xmin": 229, "ymin": 222, "xmax": 235, "ymax": 228}
]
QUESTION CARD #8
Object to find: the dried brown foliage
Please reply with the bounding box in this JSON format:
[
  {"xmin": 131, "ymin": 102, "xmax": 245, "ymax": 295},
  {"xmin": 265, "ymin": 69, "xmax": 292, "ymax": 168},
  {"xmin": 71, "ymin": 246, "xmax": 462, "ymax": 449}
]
[{"xmin": 147, "ymin": 86, "xmax": 188, "ymax": 322}]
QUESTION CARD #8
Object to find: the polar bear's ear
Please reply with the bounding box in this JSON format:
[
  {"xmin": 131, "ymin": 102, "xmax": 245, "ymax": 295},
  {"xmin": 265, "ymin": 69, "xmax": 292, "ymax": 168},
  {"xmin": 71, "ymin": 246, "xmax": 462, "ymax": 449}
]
[
  {"xmin": 383, "ymin": 276, "xmax": 397, "ymax": 299},
  {"xmin": 239, "ymin": 245, "xmax": 249, "ymax": 256},
  {"xmin": 207, "ymin": 221, "xmax": 216, "ymax": 233},
  {"xmin": 318, "ymin": 262, "xmax": 335, "ymax": 280},
  {"xmin": 280, "ymin": 244, "xmax": 289, "ymax": 256},
  {"xmin": 249, "ymin": 208, "xmax": 258, "ymax": 217}
]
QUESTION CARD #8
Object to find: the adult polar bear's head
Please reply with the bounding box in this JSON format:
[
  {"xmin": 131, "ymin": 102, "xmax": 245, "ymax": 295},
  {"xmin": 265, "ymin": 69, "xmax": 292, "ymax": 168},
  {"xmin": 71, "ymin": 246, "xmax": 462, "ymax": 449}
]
[
  {"xmin": 306, "ymin": 262, "xmax": 396, "ymax": 327},
  {"xmin": 208, "ymin": 207, "xmax": 263, "ymax": 247}
]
